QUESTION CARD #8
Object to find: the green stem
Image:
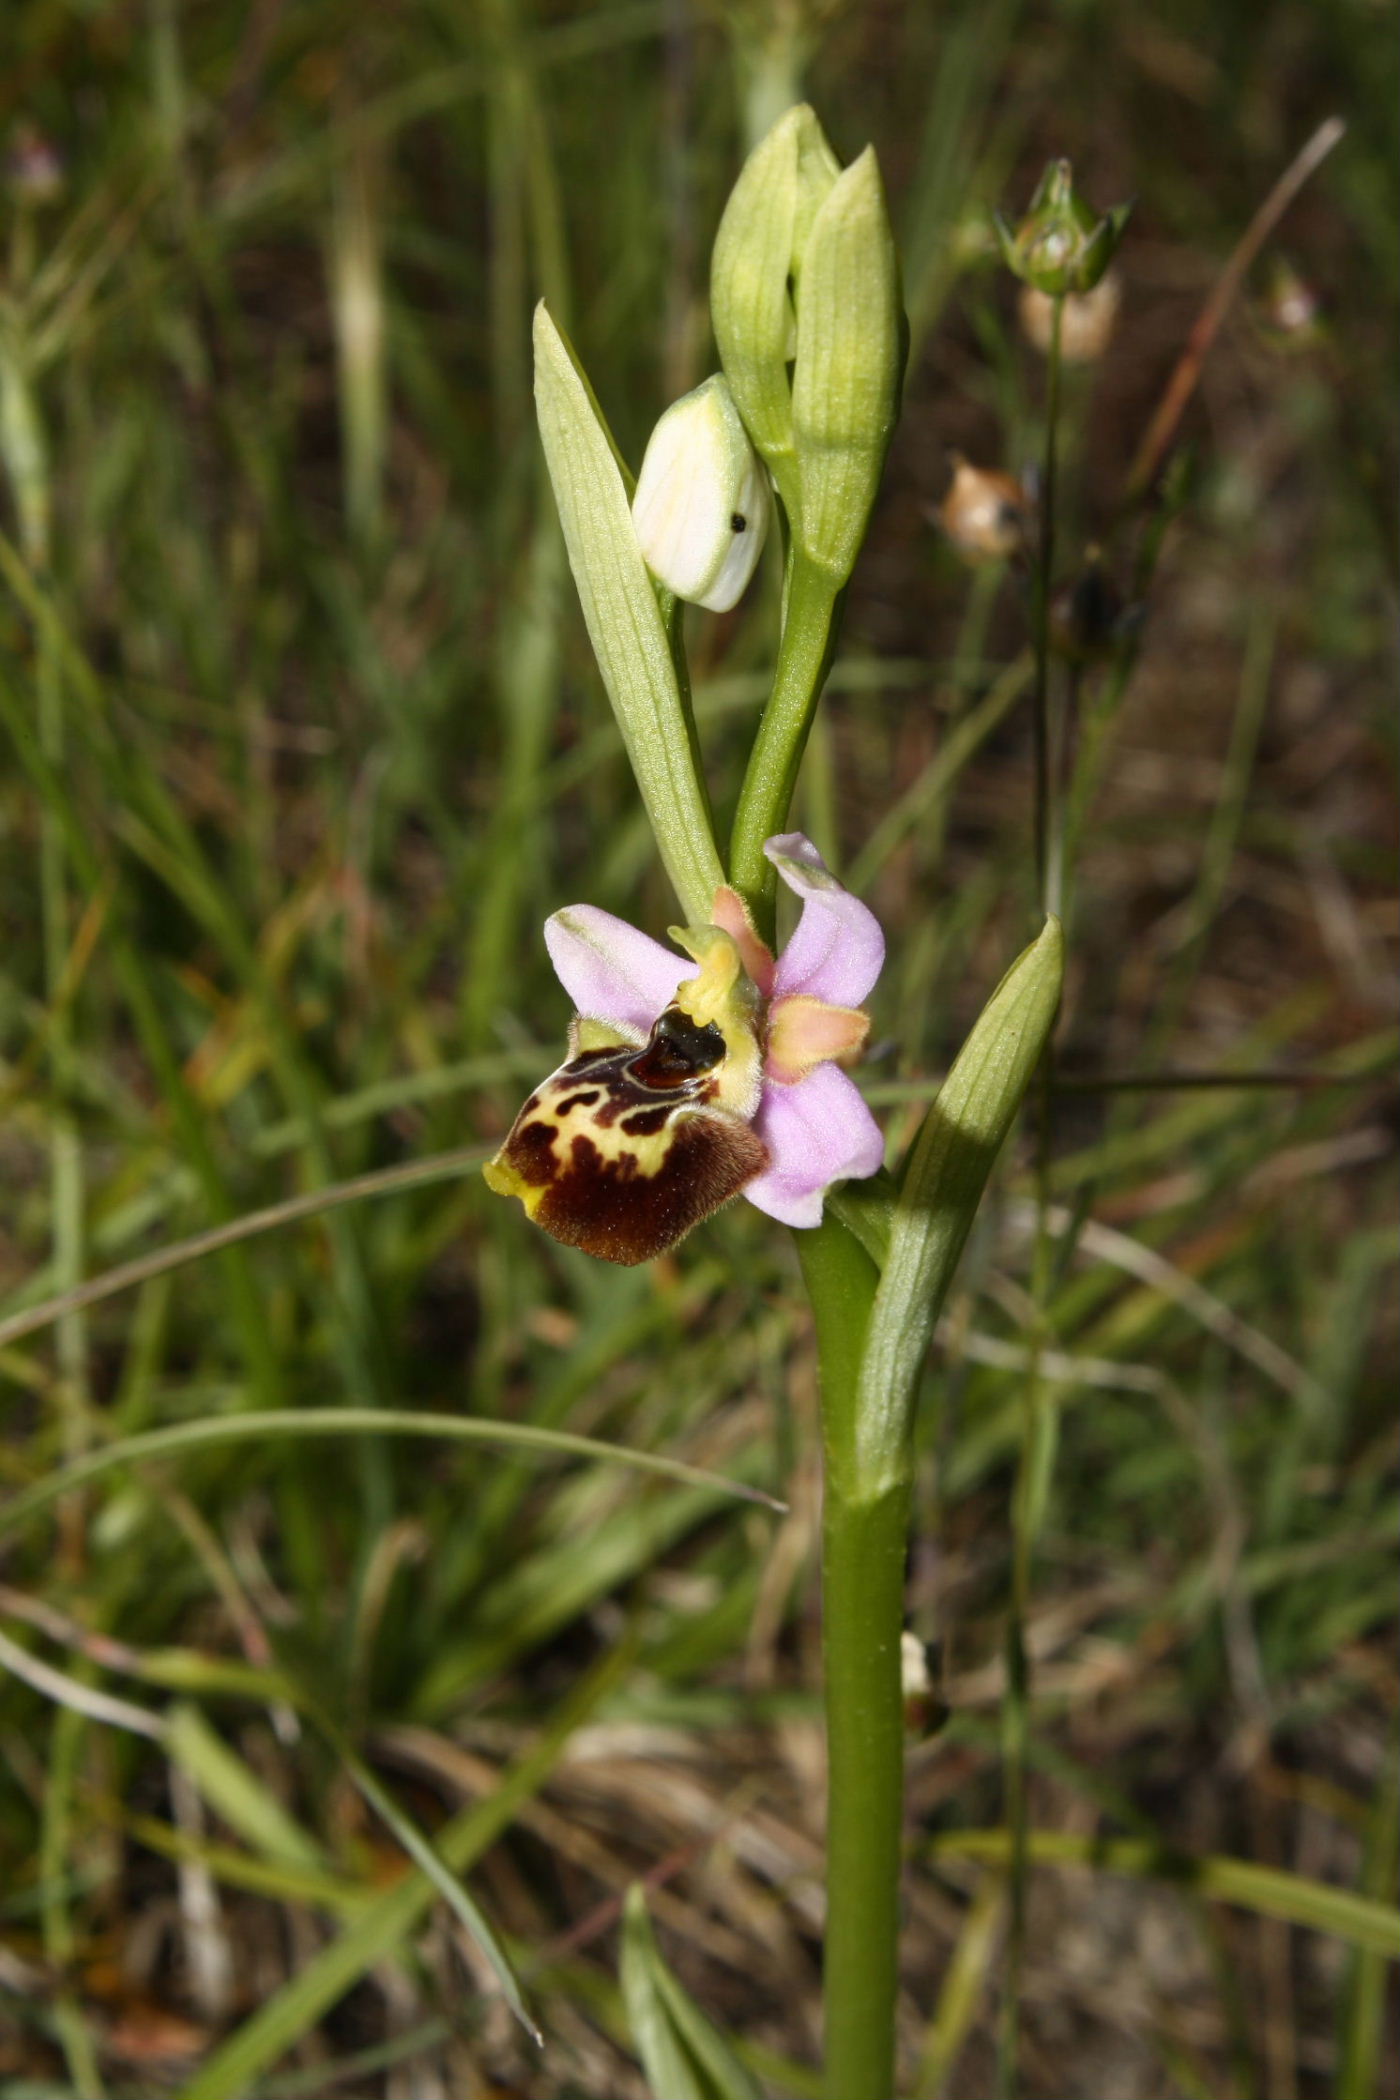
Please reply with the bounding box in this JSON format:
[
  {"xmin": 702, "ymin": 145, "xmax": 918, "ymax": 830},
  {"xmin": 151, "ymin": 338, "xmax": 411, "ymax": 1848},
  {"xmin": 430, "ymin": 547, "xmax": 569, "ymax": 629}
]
[
  {"xmin": 1029, "ymin": 294, "xmax": 1063, "ymax": 918},
  {"xmin": 798, "ymin": 1214, "xmax": 910, "ymax": 2100},
  {"xmin": 1001, "ymin": 289, "xmax": 1065, "ymax": 2099},
  {"xmin": 728, "ymin": 550, "xmax": 842, "ymax": 937},
  {"xmin": 821, "ymin": 1481, "xmax": 911, "ymax": 2100}
]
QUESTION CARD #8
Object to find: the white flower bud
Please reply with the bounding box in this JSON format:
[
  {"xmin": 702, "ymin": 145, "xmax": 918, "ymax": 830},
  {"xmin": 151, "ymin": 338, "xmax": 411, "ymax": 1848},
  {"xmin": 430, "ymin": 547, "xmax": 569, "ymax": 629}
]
[{"xmin": 631, "ymin": 375, "xmax": 771, "ymax": 612}]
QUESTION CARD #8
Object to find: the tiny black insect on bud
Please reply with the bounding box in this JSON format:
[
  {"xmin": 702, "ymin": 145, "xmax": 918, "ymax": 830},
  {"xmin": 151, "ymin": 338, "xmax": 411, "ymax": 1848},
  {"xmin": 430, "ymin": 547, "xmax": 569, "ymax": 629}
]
[{"xmin": 731, "ymin": 512, "xmax": 747, "ymax": 532}]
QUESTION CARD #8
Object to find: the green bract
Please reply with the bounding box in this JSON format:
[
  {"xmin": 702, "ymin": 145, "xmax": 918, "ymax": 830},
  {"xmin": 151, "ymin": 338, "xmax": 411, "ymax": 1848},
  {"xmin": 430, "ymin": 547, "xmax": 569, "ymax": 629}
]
[
  {"xmin": 711, "ymin": 105, "xmax": 903, "ymax": 586},
  {"xmin": 995, "ymin": 157, "xmax": 1131, "ymax": 297},
  {"xmin": 710, "ymin": 104, "xmax": 837, "ymax": 499},
  {"xmin": 852, "ymin": 914, "xmax": 1065, "ymax": 1491},
  {"xmin": 531, "ymin": 303, "xmax": 723, "ymax": 925},
  {"xmin": 790, "ymin": 147, "xmax": 903, "ymax": 584}
]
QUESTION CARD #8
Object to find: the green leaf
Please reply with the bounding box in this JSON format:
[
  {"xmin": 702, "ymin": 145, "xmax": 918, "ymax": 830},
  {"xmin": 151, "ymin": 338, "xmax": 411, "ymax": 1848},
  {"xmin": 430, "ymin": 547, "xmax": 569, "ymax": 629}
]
[
  {"xmin": 928, "ymin": 1827, "xmax": 1400, "ymax": 1960},
  {"xmin": 166, "ymin": 1703, "xmax": 329, "ymax": 1875},
  {"xmin": 532, "ymin": 303, "xmax": 723, "ymax": 924},
  {"xmin": 621, "ymin": 1884, "xmax": 764, "ymax": 2100},
  {"xmin": 0, "ymin": 1406, "xmax": 784, "ymax": 1551},
  {"xmin": 328, "ymin": 1729, "xmax": 538, "ymax": 2043},
  {"xmin": 177, "ymin": 1644, "xmax": 629, "ymax": 2100},
  {"xmin": 850, "ymin": 916, "xmax": 1064, "ymax": 1490}
]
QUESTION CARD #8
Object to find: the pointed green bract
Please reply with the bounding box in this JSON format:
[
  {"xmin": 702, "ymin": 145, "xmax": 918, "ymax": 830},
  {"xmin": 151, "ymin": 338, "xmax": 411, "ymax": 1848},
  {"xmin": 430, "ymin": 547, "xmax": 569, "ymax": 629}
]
[
  {"xmin": 532, "ymin": 303, "xmax": 723, "ymax": 925},
  {"xmin": 852, "ymin": 916, "xmax": 1065, "ymax": 1490},
  {"xmin": 711, "ymin": 106, "xmax": 817, "ymax": 494},
  {"xmin": 713, "ymin": 108, "xmax": 903, "ymax": 588},
  {"xmin": 791, "ymin": 147, "xmax": 903, "ymax": 584}
]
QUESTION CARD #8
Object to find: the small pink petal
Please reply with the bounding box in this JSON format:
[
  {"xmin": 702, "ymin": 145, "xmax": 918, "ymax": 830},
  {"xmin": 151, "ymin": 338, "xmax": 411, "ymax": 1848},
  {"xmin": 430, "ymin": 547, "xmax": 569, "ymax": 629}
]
[
  {"xmin": 743, "ymin": 1063, "xmax": 885, "ymax": 1228},
  {"xmin": 765, "ymin": 994, "xmax": 869, "ymax": 1083},
  {"xmin": 544, "ymin": 905, "xmax": 688, "ymax": 1033},
  {"xmin": 710, "ymin": 884, "xmax": 776, "ymax": 996},
  {"xmin": 764, "ymin": 833, "xmax": 885, "ymax": 1008}
]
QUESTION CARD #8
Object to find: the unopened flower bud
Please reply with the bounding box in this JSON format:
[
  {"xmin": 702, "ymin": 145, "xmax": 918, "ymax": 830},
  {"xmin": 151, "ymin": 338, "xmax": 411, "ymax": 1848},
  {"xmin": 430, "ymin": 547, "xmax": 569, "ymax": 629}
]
[
  {"xmin": 631, "ymin": 375, "xmax": 771, "ymax": 612},
  {"xmin": 995, "ymin": 159, "xmax": 1130, "ymax": 297},
  {"xmin": 938, "ymin": 454, "xmax": 1032, "ymax": 564},
  {"xmin": 1019, "ymin": 269, "xmax": 1121, "ymax": 363}
]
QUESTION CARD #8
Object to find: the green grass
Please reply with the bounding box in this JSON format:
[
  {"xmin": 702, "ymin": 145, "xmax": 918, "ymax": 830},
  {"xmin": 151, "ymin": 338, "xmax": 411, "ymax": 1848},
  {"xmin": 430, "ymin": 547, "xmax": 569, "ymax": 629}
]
[{"xmin": 0, "ymin": 1, "xmax": 1396, "ymax": 2095}]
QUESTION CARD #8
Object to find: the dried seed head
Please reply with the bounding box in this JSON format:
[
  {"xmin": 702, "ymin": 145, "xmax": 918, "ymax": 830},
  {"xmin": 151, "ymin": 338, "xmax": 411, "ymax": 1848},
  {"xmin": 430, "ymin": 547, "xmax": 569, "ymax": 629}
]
[
  {"xmin": 938, "ymin": 454, "xmax": 1032, "ymax": 564},
  {"xmin": 1049, "ymin": 548, "xmax": 1130, "ymax": 662},
  {"xmin": 1019, "ymin": 269, "xmax": 1122, "ymax": 363}
]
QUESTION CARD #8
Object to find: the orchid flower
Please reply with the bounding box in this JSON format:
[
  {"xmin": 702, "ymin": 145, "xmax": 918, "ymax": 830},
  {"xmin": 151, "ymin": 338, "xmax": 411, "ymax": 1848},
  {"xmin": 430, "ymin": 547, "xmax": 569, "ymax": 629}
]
[{"xmin": 484, "ymin": 833, "xmax": 885, "ymax": 1263}]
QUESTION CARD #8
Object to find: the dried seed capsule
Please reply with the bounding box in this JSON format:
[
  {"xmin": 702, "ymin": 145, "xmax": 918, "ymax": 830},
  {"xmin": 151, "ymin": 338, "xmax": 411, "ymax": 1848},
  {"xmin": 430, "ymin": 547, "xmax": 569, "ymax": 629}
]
[
  {"xmin": 938, "ymin": 454, "xmax": 1032, "ymax": 564},
  {"xmin": 1019, "ymin": 269, "xmax": 1122, "ymax": 363}
]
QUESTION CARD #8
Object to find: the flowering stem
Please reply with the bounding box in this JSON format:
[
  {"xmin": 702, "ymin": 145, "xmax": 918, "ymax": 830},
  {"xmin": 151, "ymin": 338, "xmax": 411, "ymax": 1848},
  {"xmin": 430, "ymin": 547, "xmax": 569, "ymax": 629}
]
[
  {"xmin": 728, "ymin": 548, "xmax": 842, "ymax": 938},
  {"xmin": 798, "ymin": 1213, "xmax": 908, "ymax": 2100}
]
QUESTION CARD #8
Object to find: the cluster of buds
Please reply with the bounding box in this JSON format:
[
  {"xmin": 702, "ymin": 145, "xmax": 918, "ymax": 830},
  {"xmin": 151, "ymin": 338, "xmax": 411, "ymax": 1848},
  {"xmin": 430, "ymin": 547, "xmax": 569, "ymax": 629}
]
[
  {"xmin": 671, "ymin": 103, "xmax": 910, "ymax": 596},
  {"xmin": 995, "ymin": 158, "xmax": 1130, "ymax": 300},
  {"xmin": 633, "ymin": 104, "xmax": 903, "ymax": 600}
]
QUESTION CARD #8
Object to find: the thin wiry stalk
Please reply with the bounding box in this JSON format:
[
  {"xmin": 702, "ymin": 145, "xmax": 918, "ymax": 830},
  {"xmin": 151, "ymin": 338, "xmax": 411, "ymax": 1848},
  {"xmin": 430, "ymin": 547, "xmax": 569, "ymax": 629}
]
[{"xmin": 1001, "ymin": 284, "xmax": 1066, "ymax": 2100}]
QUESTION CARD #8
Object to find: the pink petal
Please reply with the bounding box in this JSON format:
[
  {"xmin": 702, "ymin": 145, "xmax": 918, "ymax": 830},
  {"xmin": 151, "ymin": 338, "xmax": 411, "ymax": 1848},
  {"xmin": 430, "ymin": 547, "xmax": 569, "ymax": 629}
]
[
  {"xmin": 544, "ymin": 905, "xmax": 689, "ymax": 1033},
  {"xmin": 765, "ymin": 833, "xmax": 885, "ymax": 1008},
  {"xmin": 743, "ymin": 1063, "xmax": 885, "ymax": 1229},
  {"xmin": 765, "ymin": 994, "xmax": 869, "ymax": 1083}
]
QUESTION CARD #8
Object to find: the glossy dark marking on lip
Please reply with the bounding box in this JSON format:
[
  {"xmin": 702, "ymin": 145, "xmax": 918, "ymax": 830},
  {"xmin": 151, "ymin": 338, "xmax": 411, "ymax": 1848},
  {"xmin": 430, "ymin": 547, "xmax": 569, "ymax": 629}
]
[
  {"xmin": 488, "ymin": 1002, "xmax": 768, "ymax": 1262},
  {"xmin": 630, "ymin": 1007, "xmax": 726, "ymax": 1090}
]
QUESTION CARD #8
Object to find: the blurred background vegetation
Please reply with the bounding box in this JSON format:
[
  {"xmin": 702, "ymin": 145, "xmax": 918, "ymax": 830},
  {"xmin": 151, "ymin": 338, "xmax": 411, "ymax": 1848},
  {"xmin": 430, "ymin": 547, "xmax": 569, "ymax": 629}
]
[{"xmin": 0, "ymin": 1, "xmax": 1395, "ymax": 2095}]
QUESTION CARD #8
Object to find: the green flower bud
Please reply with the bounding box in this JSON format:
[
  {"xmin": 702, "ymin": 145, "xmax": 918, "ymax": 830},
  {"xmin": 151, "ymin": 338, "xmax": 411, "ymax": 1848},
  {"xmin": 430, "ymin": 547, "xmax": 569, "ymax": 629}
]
[
  {"xmin": 631, "ymin": 375, "xmax": 771, "ymax": 612},
  {"xmin": 790, "ymin": 146, "xmax": 903, "ymax": 582},
  {"xmin": 710, "ymin": 104, "xmax": 840, "ymax": 502},
  {"xmin": 995, "ymin": 158, "xmax": 1131, "ymax": 297}
]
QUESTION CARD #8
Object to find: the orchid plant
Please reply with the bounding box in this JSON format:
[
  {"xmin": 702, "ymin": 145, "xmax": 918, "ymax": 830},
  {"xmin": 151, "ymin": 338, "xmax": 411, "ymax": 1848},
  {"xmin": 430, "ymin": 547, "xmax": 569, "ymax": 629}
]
[{"xmin": 485, "ymin": 104, "xmax": 1063, "ymax": 2100}]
